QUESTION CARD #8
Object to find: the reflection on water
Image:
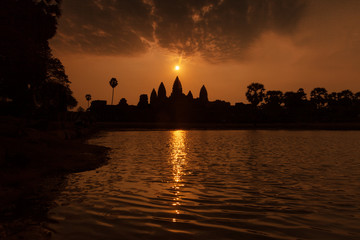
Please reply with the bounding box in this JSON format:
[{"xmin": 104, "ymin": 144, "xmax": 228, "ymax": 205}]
[
  {"xmin": 170, "ymin": 130, "xmax": 187, "ymax": 222},
  {"xmin": 48, "ymin": 130, "xmax": 360, "ymax": 240}
]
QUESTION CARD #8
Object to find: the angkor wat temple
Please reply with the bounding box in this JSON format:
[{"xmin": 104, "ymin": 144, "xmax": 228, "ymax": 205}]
[
  {"xmin": 89, "ymin": 76, "xmax": 360, "ymax": 124},
  {"xmin": 90, "ymin": 76, "xmax": 235, "ymax": 122}
]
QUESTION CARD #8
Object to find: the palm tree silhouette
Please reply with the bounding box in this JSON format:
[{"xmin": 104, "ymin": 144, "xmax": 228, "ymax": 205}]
[
  {"xmin": 109, "ymin": 78, "xmax": 118, "ymax": 105},
  {"xmin": 85, "ymin": 94, "xmax": 92, "ymax": 108}
]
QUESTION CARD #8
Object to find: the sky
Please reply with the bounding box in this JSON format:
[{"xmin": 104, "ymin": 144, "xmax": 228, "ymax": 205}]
[{"xmin": 50, "ymin": 0, "xmax": 360, "ymax": 108}]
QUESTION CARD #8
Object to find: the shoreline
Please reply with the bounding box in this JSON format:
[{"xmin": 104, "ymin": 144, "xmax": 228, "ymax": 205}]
[
  {"xmin": 95, "ymin": 121, "xmax": 360, "ymax": 131},
  {"xmin": 0, "ymin": 118, "xmax": 109, "ymax": 239}
]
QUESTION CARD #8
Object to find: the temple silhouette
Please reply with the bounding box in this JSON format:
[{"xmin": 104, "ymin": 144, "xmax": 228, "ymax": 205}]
[
  {"xmin": 89, "ymin": 76, "xmax": 360, "ymax": 124},
  {"xmin": 90, "ymin": 76, "xmax": 232, "ymax": 123}
]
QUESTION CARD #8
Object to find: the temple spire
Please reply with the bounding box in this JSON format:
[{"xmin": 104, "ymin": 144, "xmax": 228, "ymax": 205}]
[
  {"xmin": 158, "ymin": 82, "xmax": 167, "ymax": 100},
  {"xmin": 150, "ymin": 88, "xmax": 157, "ymax": 105},
  {"xmin": 199, "ymin": 85, "xmax": 208, "ymax": 102},
  {"xmin": 187, "ymin": 90, "xmax": 193, "ymax": 99},
  {"xmin": 171, "ymin": 76, "xmax": 183, "ymax": 98}
]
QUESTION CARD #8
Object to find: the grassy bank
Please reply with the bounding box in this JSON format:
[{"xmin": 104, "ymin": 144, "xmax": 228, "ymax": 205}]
[{"xmin": 0, "ymin": 116, "xmax": 109, "ymax": 240}]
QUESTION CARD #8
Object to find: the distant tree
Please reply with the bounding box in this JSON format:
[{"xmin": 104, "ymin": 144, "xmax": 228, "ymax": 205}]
[
  {"xmin": 297, "ymin": 88, "xmax": 307, "ymax": 101},
  {"xmin": 283, "ymin": 89, "xmax": 307, "ymax": 110},
  {"xmin": 354, "ymin": 92, "xmax": 360, "ymax": 102},
  {"xmin": 109, "ymin": 78, "xmax": 118, "ymax": 105},
  {"xmin": 246, "ymin": 83, "xmax": 265, "ymax": 107},
  {"xmin": 264, "ymin": 90, "xmax": 283, "ymax": 106},
  {"xmin": 310, "ymin": 87, "xmax": 328, "ymax": 109},
  {"xmin": 337, "ymin": 90, "xmax": 353, "ymax": 106},
  {"xmin": 85, "ymin": 94, "xmax": 92, "ymax": 108},
  {"xmin": 119, "ymin": 98, "xmax": 128, "ymax": 106},
  {"xmin": 77, "ymin": 106, "xmax": 85, "ymax": 112},
  {"xmin": 327, "ymin": 92, "xmax": 338, "ymax": 107},
  {"xmin": 354, "ymin": 92, "xmax": 360, "ymax": 109}
]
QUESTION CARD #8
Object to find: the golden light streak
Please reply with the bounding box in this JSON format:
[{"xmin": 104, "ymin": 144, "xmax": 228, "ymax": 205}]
[{"xmin": 169, "ymin": 130, "xmax": 187, "ymax": 222}]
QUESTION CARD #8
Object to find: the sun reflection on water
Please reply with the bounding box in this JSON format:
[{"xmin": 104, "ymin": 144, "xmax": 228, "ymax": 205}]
[{"xmin": 170, "ymin": 130, "xmax": 187, "ymax": 222}]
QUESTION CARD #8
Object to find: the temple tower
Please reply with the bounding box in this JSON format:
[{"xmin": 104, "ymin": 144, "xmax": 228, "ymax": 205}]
[
  {"xmin": 199, "ymin": 85, "xmax": 208, "ymax": 102},
  {"xmin": 158, "ymin": 82, "xmax": 167, "ymax": 100},
  {"xmin": 171, "ymin": 76, "xmax": 183, "ymax": 99},
  {"xmin": 150, "ymin": 88, "xmax": 157, "ymax": 105}
]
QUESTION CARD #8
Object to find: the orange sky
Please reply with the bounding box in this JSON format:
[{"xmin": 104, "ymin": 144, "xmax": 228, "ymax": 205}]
[{"xmin": 50, "ymin": 0, "xmax": 360, "ymax": 108}]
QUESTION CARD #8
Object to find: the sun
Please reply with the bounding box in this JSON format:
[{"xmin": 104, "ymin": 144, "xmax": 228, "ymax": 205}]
[{"xmin": 175, "ymin": 65, "xmax": 180, "ymax": 71}]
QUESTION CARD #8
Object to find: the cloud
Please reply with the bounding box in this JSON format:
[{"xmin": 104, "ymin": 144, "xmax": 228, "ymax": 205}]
[
  {"xmin": 52, "ymin": 0, "xmax": 307, "ymax": 61},
  {"xmin": 53, "ymin": 0, "xmax": 154, "ymax": 56}
]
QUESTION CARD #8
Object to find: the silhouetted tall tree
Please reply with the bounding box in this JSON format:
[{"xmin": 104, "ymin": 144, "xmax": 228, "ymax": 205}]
[
  {"xmin": 109, "ymin": 78, "xmax": 118, "ymax": 105},
  {"xmin": 34, "ymin": 55, "xmax": 77, "ymax": 114},
  {"xmin": 85, "ymin": 94, "xmax": 92, "ymax": 108},
  {"xmin": 246, "ymin": 83, "xmax": 265, "ymax": 107},
  {"xmin": 0, "ymin": 0, "xmax": 62, "ymax": 111},
  {"xmin": 0, "ymin": 0, "xmax": 77, "ymax": 115}
]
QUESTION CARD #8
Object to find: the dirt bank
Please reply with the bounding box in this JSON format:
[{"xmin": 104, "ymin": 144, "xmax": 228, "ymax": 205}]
[{"xmin": 0, "ymin": 117, "xmax": 109, "ymax": 240}]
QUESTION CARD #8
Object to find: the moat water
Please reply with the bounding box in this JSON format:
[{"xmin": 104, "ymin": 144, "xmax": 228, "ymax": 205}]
[{"xmin": 48, "ymin": 130, "xmax": 360, "ymax": 239}]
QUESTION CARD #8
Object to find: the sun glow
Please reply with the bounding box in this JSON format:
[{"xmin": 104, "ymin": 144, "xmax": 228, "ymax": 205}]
[{"xmin": 175, "ymin": 65, "xmax": 180, "ymax": 71}]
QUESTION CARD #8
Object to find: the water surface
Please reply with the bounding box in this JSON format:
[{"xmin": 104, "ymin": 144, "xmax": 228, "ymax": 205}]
[{"xmin": 48, "ymin": 130, "xmax": 360, "ymax": 239}]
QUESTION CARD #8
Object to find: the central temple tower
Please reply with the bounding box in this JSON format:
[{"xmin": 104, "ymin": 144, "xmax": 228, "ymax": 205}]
[{"xmin": 170, "ymin": 76, "xmax": 184, "ymax": 99}]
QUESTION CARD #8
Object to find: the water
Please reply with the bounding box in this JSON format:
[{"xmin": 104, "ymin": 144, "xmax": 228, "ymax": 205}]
[{"xmin": 48, "ymin": 130, "xmax": 360, "ymax": 239}]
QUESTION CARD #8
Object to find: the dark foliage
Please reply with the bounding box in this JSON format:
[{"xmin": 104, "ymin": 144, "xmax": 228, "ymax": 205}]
[{"xmin": 0, "ymin": 0, "xmax": 76, "ymax": 116}]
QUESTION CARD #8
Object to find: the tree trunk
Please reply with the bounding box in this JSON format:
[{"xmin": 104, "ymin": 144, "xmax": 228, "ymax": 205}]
[{"xmin": 111, "ymin": 88, "xmax": 114, "ymax": 105}]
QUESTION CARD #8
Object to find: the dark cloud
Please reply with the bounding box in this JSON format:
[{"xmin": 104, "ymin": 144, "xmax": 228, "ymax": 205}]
[
  {"xmin": 52, "ymin": 0, "xmax": 307, "ymax": 61},
  {"xmin": 53, "ymin": 0, "xmax": 154, "ymax": 55}
]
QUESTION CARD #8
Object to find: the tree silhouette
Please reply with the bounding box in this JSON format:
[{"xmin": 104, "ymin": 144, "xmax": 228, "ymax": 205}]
[
  {"xmin": 310, "ymin": 87, "xmax": 328, "ymax": 109},
  {"xmin": 119, "ymin": 98, "xmax": 128, "ymax": 106},
  {"xmin": 264, "ymin": 90, "xmax": 283, "ymax": 106},
  {"xmin": 109, "ymin": 78, "xmax": 118, "ymax": 105},
  {"xmin": 246, "ymin": 83, "xmax": 265, "ymax": 107},
  {"xmin": 0, "ymin": 0, "xmax": 62, "ymax": 112},
  {"xmin": 85, "ymin": 94, "xmax": 92, "ymax": 108},
  {"xmin": 337, "ymin": 90, "xmax": 353, "ymax": 106}
]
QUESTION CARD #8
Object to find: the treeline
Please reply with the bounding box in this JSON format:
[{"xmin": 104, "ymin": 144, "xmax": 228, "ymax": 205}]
[
  {"xmin": 0, "ymin": 0, "xmax": 77, "ymax": 118},
  {"xmin": 242, "ymin": 83, "xmax": 360, "ymax": 122},
  {"xmin": 89, "ymin": 79, "xmax": 360, "ymax": 123}
]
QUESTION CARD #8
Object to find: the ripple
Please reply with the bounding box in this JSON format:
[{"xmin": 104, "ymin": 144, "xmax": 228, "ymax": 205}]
[{"xmin": 48, "ymin": 130, "xmax": 360, "ymax": 239}]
